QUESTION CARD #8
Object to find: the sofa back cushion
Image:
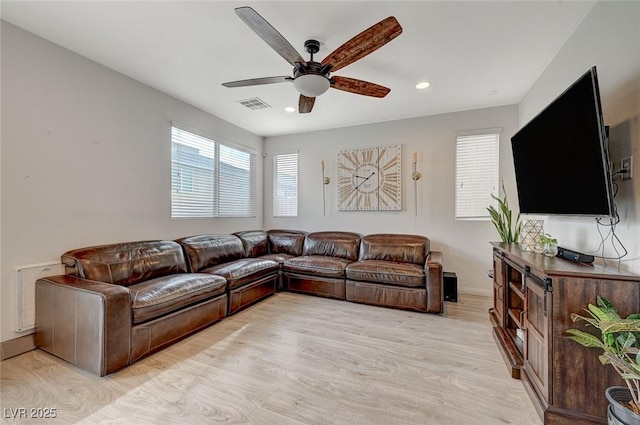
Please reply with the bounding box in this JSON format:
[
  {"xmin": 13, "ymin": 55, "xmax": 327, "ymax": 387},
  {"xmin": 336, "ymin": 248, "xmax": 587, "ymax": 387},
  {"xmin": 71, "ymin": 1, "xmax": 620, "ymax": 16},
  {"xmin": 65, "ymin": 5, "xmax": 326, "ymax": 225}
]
[
  {"xmin": 61, "ymin": 240, "xmax": 188, "ymax": 286},
  {"xmin": 359, "ymin": 234, "xmax": 429, "ymax": 265},
  {"xmin": 234, "ymin": 230, "xmax": 269, "ymax": 257},
  {"xmin": 303, "ymin": 231, "xmax": 361, "ymax": 261},
  {"xmin": 176, "ymin": 234, "xmax": 245, "ymax": 272},
  {"xmin": 267, "ymin": 229, "xmax": 307, "ymax": 256}
]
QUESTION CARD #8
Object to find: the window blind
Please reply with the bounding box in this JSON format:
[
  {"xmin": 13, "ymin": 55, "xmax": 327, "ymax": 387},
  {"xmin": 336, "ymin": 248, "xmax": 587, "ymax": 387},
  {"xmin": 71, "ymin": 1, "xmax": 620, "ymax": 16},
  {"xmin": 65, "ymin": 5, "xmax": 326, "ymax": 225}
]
[
  {"xmin": 217, "ymin": 144, "xmax": 256, "ymax": 217},
  {"xmin": 273, "ymin": 152, "xmax": 298, "ymax": 217},
  {"xmin": 171, "ymin": 125, "xmax": 255, "ymax": 218},
  {"xmin": 455, "ymin": 131, "xmax": 500, "ymax": 220}
]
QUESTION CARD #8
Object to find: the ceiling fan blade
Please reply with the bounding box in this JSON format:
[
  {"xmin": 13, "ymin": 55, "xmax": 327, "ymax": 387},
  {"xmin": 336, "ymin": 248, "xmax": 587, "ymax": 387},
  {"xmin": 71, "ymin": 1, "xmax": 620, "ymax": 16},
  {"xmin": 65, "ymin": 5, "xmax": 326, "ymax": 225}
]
[
  {"xmin": 331, "ymin": 76, "xmax": 390, "ymax": 98},
  {"xmin": 321, "ymin": 16, "xmax": 402, "ymax": 72},
  {"xmin": 299, "ymin": 95, "xmax": 315, "ymax": 113},
  {"xmin": 222, "ymin": 76, "xmax": 293, "ymax": 88},
  {"xmin": 235, "ymin": 6, "xmax": 306, "ymax": 67}
]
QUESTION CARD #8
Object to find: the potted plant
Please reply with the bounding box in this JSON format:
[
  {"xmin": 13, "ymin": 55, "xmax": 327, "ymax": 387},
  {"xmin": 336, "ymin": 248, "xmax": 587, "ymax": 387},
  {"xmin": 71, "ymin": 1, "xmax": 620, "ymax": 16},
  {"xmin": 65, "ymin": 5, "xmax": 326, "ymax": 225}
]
[
  {"xmin": 540, "ymin": 233, "xmax": 559, "ymax": 257},
  {"xmin": 487, "ymin": 181, "xmax": 521, "ymax": 243},
  {"xmin": 566, "ymin": 296, "xmax": 640, "ymax": 424}
]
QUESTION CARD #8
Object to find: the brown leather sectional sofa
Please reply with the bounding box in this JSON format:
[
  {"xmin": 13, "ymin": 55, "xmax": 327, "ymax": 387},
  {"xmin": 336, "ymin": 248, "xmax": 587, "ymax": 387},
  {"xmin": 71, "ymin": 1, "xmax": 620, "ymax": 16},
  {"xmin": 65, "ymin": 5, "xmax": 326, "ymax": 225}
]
[{"xmin": 35, "ymin": 230, "xmax": 443, "ymax": 376}]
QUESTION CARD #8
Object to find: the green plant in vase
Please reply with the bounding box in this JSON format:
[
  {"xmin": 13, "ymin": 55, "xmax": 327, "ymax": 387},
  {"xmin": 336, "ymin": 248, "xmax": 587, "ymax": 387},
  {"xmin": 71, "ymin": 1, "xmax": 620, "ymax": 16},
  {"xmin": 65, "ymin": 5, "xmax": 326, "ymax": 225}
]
[
  {"xmin": 487, "ymin": 182, "xmax": 521, "ymax": 243},
  {"xmin": 540, "ymin": 233, "xmax": 559, "ymax": 257},
  {"xmin": 566, "ymin": 296, "xmax": 640, "ymax": 421}
]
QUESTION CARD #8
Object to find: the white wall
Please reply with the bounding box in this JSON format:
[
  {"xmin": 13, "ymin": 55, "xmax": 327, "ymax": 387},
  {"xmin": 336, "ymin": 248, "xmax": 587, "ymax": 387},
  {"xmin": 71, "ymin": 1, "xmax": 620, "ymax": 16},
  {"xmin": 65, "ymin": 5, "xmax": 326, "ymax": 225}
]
[
  {"xmin": 518, "ymin": 1, "xmax": 640, "ymax": 275},
  {"xmin": 0, "ymin": 22, "xmax": 264, "ymax": 343},
  {"xmin": 264, "ymin": 105, "xmax": 520, "ymax": 296}
]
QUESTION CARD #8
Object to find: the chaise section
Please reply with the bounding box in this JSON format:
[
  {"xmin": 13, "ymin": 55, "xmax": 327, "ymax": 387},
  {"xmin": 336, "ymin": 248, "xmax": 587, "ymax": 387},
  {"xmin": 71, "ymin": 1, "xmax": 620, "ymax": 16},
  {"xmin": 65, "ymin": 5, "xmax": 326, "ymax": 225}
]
[
  {"xmin": 176, "ymin": 234, "xmax": 279, "ymax": 315},
  {"xmin": 282, "ymin": 231, "xmax": 361, "ymax": 299},
  {"xmin": 345, "ymin": 234, "xmax": 444, "ymax": 313}
]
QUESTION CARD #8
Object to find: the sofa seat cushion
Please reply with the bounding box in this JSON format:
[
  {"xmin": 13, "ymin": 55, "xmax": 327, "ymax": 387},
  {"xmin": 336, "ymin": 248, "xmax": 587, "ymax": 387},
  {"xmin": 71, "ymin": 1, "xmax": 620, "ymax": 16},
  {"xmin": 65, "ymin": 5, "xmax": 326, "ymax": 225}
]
[
  {"xmin": 346, "ymin": 260, "xmax": 425, "ymax": 287},
  {"xmin": 203, "ymin": 258, "xmax": 279, "ymax": 289},
  {"xmin": 283, "ymin": 255, "xmax": 352, "ymax": 279},
  {"xmin": 130, "ymin": 273, "xmax": 227, "ymax": 325},
  {"xmin": 259, "ymin": 253, "xmax": 295, "ymax": 265}
]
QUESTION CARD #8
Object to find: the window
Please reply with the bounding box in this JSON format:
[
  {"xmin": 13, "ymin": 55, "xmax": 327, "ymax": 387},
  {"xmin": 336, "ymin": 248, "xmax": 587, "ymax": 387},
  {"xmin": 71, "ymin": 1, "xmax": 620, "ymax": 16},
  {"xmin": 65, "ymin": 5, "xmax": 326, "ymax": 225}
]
[
  {"xmin": 455, "ymin": 130, "xmax": 500, "ymax": 220},
  {"xmin": 171, "ymin": 125, "xmax": 256, "ymax": 218},
  {"xmin": 273, "ymin": 152, "xmax": 298, "ymax": 217}
]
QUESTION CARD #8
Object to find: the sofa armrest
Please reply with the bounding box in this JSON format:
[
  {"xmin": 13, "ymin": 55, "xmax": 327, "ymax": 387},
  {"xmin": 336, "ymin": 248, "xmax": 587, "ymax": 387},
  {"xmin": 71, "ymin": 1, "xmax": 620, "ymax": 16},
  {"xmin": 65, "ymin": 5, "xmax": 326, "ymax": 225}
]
[
  {"xmin": 425, "ymin": 251, "xmax": 444, "ymax": 314},
  {"xmin": 35, "ymin": 275, "xmax": 132, "ymax": 376}
]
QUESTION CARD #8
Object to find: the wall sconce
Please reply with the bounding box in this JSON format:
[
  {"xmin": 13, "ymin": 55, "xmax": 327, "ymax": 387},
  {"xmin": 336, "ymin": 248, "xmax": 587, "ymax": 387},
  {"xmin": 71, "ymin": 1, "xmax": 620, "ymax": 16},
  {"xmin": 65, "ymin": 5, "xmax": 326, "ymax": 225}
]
[
  {"xmin": 412, "ymin": 152, "xmax": 421, "ymax": 216},
  {"xmin": 322, "ymin": 160, "xmax": 330, "ymax": 215},
  {"xmin": 411, "ymin": 152, "xmax": 421, "ymax": 181}
]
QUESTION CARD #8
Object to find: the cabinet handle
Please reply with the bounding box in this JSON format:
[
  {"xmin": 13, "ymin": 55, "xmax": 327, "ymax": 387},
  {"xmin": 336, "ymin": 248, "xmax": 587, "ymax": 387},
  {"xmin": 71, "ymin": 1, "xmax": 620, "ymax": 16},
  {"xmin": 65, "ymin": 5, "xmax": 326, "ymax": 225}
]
[{"xmin": 520, "ymin": 310, "xmax": 526, "ymax": 325}]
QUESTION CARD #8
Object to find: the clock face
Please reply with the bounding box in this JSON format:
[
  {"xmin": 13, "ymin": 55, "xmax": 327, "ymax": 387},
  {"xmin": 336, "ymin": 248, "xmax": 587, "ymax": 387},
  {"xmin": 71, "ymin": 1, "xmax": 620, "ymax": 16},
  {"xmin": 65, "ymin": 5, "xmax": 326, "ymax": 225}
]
[{"xmin": 338, "ymin": 144, "xmax": 401, "ymax": 211}]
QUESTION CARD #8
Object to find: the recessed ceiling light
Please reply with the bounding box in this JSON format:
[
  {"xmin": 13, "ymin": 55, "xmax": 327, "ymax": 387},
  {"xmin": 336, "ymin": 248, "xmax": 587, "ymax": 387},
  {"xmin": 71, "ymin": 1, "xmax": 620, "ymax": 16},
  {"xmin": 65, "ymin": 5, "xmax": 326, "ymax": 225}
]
[
  {"xmin": 284, "ymin": 106, "xmax": 296, "ymax": 113},
  {"xmin": 416, "ymin": 81, "xmax": 431, "ymax": 90}
]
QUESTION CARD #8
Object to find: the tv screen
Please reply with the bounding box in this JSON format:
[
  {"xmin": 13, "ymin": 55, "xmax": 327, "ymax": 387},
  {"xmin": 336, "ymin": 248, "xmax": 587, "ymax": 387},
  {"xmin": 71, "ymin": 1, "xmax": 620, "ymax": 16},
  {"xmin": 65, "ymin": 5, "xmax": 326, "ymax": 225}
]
[{"xmin": 511, "ymin": 67, "xmax": 615, "ymax": 217}]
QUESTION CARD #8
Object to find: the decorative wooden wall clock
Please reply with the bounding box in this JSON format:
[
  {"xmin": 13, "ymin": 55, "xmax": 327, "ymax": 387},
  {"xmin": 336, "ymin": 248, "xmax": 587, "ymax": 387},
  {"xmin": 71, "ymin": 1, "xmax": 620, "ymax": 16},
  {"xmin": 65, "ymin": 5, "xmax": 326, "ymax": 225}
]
[{"xmin": 337, "ymin": 144, "xmax": 402, "ymax": 211}]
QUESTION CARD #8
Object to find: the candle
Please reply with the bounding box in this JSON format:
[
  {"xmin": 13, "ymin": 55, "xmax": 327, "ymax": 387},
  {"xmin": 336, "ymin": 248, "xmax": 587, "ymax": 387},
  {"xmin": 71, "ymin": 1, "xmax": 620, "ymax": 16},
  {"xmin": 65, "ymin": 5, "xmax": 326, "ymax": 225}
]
[
  {"xmin": 321, "ymin": 160, "xmax": 325, "ymax": 170},
  {"xmin": 413, "ymin": 152, "xmax": 417, "ymax": 163}
]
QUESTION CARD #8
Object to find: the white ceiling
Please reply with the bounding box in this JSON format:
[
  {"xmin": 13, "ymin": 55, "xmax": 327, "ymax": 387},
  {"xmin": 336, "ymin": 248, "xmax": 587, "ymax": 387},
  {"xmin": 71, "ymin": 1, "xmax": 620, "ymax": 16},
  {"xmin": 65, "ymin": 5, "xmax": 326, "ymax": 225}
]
[{"xmin": 1, "ymin": 1, "xmax": 596, "ymax": 137}]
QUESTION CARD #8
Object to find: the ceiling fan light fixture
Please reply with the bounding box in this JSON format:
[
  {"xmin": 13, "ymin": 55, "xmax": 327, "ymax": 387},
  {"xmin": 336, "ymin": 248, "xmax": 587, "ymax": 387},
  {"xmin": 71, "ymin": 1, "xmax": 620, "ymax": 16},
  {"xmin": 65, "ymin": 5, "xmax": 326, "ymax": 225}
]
[{"xmin": 293, "ymin": 74, "xmax": 331, "ymax": 97}]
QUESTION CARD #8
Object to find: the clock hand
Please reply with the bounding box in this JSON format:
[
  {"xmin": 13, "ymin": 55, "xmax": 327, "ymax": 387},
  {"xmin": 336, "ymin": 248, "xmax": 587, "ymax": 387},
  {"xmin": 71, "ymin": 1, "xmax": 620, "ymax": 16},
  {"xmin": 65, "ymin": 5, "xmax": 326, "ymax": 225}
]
[{"xmin": 354, "ymin": 171, "xmax": 375, "ymax": 190}]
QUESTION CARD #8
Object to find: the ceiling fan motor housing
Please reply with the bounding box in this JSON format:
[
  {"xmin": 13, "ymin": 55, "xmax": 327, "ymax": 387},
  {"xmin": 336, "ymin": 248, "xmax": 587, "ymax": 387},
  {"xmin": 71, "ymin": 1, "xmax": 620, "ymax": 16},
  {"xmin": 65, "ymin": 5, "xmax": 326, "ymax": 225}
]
[{"xmin": 293, "ymin": 42, "xmax": 332, "ymax": 97}]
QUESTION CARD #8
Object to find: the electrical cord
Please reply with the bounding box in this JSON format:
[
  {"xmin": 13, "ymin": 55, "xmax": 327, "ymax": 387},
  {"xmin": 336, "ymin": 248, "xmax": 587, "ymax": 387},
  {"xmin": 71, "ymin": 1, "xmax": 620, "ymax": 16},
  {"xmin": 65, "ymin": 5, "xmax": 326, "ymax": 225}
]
[{"xmin": 586, "ymin": 179, "xmax": 628, "ymax": 269}]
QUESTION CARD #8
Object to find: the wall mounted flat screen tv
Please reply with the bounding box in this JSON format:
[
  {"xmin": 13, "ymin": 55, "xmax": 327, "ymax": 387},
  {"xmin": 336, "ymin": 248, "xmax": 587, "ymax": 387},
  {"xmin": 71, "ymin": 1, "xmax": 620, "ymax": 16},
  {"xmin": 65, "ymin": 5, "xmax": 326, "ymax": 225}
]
[{"xmin": 511, "ymin": 67, "xmax": 615, "ymax": 217}]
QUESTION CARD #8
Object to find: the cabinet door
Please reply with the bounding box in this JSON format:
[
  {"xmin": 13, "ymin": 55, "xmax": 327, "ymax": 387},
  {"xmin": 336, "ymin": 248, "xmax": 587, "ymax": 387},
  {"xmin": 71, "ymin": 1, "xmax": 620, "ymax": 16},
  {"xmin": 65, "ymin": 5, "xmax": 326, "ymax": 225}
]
[{"xmin": 523, "ymin": 276, "xmax": 551, "ymax": 402}]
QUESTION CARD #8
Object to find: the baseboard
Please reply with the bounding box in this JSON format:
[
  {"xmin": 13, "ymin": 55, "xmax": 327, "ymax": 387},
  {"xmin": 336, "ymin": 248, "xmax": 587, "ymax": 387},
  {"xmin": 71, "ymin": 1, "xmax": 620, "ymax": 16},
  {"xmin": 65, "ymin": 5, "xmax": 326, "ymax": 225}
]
[{"xmin": 1, "ymin": 333, "xmax": 36, "ymax": 361}]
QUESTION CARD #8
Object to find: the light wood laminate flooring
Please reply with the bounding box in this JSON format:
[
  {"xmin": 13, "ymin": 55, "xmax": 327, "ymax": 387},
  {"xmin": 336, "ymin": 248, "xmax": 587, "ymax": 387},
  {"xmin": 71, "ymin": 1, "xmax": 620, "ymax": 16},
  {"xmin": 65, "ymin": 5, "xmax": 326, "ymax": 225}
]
[{"xmin": 1, "ymin": 293, "xmax": 541, "ymax": 425}]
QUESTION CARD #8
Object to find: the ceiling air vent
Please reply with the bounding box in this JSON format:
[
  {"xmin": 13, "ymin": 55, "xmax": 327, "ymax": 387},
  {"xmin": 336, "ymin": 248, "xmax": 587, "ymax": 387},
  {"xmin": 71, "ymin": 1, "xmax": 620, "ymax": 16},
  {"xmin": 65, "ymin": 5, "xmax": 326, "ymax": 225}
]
[{"xmin": 238, "ymin": 97, "xmax": 271, "ymax": 110}]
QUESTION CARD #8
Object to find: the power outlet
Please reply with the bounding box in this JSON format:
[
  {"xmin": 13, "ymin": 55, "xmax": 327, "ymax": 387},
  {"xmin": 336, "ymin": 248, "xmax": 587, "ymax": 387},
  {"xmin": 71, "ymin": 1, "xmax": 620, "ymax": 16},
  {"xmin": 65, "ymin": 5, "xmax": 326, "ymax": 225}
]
[{"xmin": 621, "ymin": 156, "xmax": 633, "ymax": 180}]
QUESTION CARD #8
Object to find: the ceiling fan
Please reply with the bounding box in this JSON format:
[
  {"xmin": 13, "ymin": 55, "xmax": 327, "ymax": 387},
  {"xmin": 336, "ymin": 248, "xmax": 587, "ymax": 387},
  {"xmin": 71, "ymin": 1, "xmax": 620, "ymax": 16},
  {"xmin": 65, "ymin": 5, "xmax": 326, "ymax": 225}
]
[{"xmin": 222, "ymin": 6, "xmax": 403, "ymax": 113}]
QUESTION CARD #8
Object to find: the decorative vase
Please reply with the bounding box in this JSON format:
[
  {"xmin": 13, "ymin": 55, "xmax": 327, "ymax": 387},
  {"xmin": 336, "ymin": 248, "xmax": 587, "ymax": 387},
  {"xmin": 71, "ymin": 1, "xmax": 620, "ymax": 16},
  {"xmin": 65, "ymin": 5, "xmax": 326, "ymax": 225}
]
[
  {"xmin": 520, "ymin": 219, "xmax": 544, "ymax": 253},
  {"xmin": 606, "ymin": 387, "xmax": 640, "ymax": 425},
  {"xmin": 542, "ymin": 242, "xmax": 558, "ymax": 257}
]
